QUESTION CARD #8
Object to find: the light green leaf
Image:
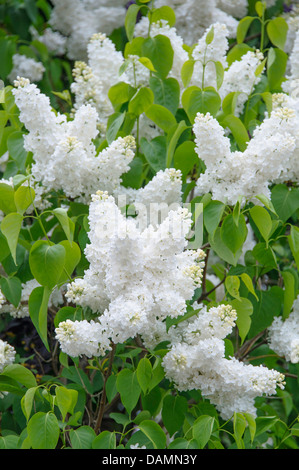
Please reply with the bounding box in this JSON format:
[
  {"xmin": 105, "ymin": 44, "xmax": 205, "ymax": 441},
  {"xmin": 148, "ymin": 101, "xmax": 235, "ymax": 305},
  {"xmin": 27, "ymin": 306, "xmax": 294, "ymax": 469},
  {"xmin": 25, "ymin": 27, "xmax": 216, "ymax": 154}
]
[
  {"xmin": 1, "ymin": 212, "xmax": 23, "ymax": 264},
  {"xmin": 27, "ymin": 412, "xmax": 60, "ymax": 449}
]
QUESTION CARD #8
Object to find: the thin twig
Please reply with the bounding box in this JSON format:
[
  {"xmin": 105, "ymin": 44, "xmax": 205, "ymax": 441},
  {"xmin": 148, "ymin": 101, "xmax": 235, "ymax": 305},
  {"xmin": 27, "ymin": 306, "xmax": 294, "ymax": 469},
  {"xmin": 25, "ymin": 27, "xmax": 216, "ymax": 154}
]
[{"xmin": 94, "ymin": 343, "xmax": 116, "ymax": 434}]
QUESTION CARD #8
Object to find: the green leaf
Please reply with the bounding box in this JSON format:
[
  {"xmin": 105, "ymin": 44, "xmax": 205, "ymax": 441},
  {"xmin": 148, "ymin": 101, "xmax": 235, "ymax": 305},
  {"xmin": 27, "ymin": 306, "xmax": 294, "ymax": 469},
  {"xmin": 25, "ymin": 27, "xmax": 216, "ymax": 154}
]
[
  {"xmin": 29, "ymin": 241, "xmax": 66, "ymax": 289},
  {"xmin": 128, "ymin": 87, "xmax": 154, "ymax": 116},
  {"xmin": 108, "ymin": 81, "xmax": 136, "ymax": 111},
  {"xmin": 282, "ymin": 270, "xmax": 296, "ymax": 320},
  {"xmin": 220, "ymin": 213, "xmax": 247, "ymax": 254},
  {"xmin": 225, "ymin": 275, "xmax": 241, "ymax": 300},
  {"xmin": 183, "ymin": 87, "xmax": 221, "ymax": 122},
  {"xmin": 181, "ymin": 60, "xmax": 195, "ymax": 88},
  {"xmin": 125, "ymin": 3, "xmax": 141, "ymax": 42},
  {"xmin": 149, "ymin": 76, "xmax": 180, "ymax": 114},
  {"xmin": 145, "ymin": 103, "xmax": 177, "ymax": 132},
  {"xmin": 14, "ymin": 186, "xmax": 35, "ymax": 214},
  {"xmin": 69, "ymin": 426, "xmax": 96, "ymax": 449},
  {"xmin": 106, "ymin": 112, "xmax": 126, "ymax": 145},
  {"xmin": 249, "ymin": 205, "xmax": 272, "ymax": 244},
  {"xmin": 267, "ymin": 47, "xmax": 288, "ymax": 90},
  {"xmin": 116, "ymin": 369, "xmax": 141, "ymax": 415},
  {"xmin": 138, "ymin": 56, "xmax": 156, "ymax": 72},
  {"xmin": 173, "ymin": 141, "xmax": 198, "ymax": 179},
  {"xmin": 1, "ymin": 363, "xmax": 37, "ymax": 388},
  {"xmin": 1, "ymin": 212, "xmax": 23, "ymax": 264},
  {"xmin": 219, "ymin": 114, "xmax": 249, "ymax": 151},
  {"xmin": 209, "ymin": 227, "xmax": 243, "ymax": 266},
  {"xmin": 240, "ymin": 273, "xmax": 258, "ymax": 301},
  {"xmin": 55, "ymin": 386, "xmax": 78, "ymax": 422},
  {"xmin": 136, "ymin": 357, "xmax": 153, "ymax": 395},
  {"xmin": 57, "ymin": 240, "xmax": 81, "ymax": 284},
  {"xmin": 214, "ymin": 61, "xmax": 224, "ymax": 90},
  {"xmin": 288, "ymin": 225, "xmax": 299, "ymax": 269},
  {"xmin": 237, "ymin": 17, "xmax": 255, "ymax": 44},
  {"xmin": 28, "ymin": 286, "xmax": 51, "ymax": 351},
  {"xmin": 142, "ymin": 35, "xmax": 174, "ymax": 79},
  {"xmin": 271, "ymin": 184, "xmax": 299, "ymax": 222},
  {"xmin": 52, "ymin": 208, "xmax": 74, "ymax": 244},
  {"xmin": 231, "ymin": 297, "xmax": 254, "ymax": 344},
  {"xmin": 138, "ymin": 420, "xmax": 167, "ymax": 449},
  {"xmin": 203, "ymin": 200, "xmax": 225, "ymax": 235},
  {"xmin": 0, "ymin": 182, "xmax": 17, "ymax": 214},
  {"xmin": 205, "ymin": 25, "xmax": 215, "ymax": 45},
  {"xmin": 92, "ymin": 431, "xmax": 116, "ymax": 449},
  {"xmin": 106, "ymin": 374, "xmax": 118, "ymax": 404},
  {"xmin": 151, "ymin": 6, "xmax": 176, "ymax": 27},
  {"xmin": 0, "ymin": 276, "xmax": 21, "ymax": 307},
  {"xmin": 243, "ymin": 413, "xmax": 256, "ymax": 443},
  {"xmin": 166, "ymin": 120, "xmax": 188, "ymax": 168},
  {"xmin": 140, "ymin": 135, "xmax": 166, "ymax": 172},
  {"xmin": 7, "ymin": 131, "xmax": 27, "ymax": 170},
  {"xmin": 21, "ymin": 386, "xmax": 39, "ymax": 421},
  {"xmin": 192, "ymin": 415, "xmax": 215, "ymax": 449},
  {"xmin": 267, "ymin": 17, "xmax": 288, "ymax": 50},
  {"xmin": 0, "ymin": 435, "xmax": 20, "ymax": 449},
  {"xmin": 162, "ymin": 395, "xmax": 188, "ymax": 437},
  {"xmin": 233, "ymin": 412, "xmax": 246, "ymax": 449},
  {"xmin": 27, "ymin": 412, "xmax": 60, "ymax": 449}
]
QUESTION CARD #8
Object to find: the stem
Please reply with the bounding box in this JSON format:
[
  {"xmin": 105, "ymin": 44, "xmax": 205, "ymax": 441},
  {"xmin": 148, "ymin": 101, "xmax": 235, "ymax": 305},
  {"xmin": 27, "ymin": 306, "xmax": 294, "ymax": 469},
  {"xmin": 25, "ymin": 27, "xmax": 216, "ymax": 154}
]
[{"xmin": 94, "ymin": 343, "xmax": 116, "ymax": 435}]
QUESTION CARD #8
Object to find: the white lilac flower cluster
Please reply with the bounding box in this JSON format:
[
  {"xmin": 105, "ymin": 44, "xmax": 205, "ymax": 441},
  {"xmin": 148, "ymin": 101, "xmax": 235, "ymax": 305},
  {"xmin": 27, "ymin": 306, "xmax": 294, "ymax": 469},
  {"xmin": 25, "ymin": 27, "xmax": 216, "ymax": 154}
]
[
  {"xmin": 71, "ymin": 33, "xmax": 149, "ymax": 134},
  {"xmin": 49, "ymin": 0, "xmax": 128, "ymax": 60},
  {"xmin": 29, "ymin": 26, "xmax": 67, "ymax": 56},
  {"xmin": 8, "ymin": 54, "xmax": 45, "ymax": 84},
  {"xmin": 161, "ymin": 303, "xmax": 285, "ymax": 419},
  {"xmin": 0, "ymin": 279, "xmax": 64, "ymax": 319},
  {"xmin": 56, "ymin": 191, "xmax": 205, "ymax": 355},
  {"xmin": 268, "ymin": 297, "xmax": 299, "ymax": 364},
  {"xmin": 12, "ymin": 78, "xmax": 136, "ymax": 202},
  {"xmin": 0, "ymin": 339, "xmax": 16, "ymax": 373},
  {"xmin": 193, "ymin": 100, "xmax": 298, "ymax": 205}
]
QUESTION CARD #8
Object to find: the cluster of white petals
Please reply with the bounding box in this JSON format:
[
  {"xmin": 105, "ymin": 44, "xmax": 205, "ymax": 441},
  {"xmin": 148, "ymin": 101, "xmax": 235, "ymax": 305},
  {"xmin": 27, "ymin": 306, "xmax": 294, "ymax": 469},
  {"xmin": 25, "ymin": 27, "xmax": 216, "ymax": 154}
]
[
  {"xmin": 8, "ymin": 54, "xmax": 45, "ymax": 84},
  {"xmin": 55, "ymin": 319, "xmax": 111, "ymax": 358},
  {"xmin": 56, "ymin": 192, "xmax": 204, "ymax": 355},
  {"xmin": 12, "ymin": 78, "xmax": 136, "ymax": 202},
  {"xmin": 193, "ymin": 100, "xmax": 298, "ymax": 204},
  {"xmin": 0, "ymin": 339, "xmax": 16, "ymax": 373},
  {"xmin": 29, "ymin": 26, "xmax": 67, "ymax": 56},
  {"xmin": 219, "ymin": 50, "xmax": 265, "ymax": 116},
  {"xmin": 268, "ymin": 297, "xmax": 299, "ymax": 364},
  {"xmin": 49, "ymin": 0, "xmax": 127, "ymax": 60},
  {"xmin": 156, "ymin": 0, "xmax": 238, "ymax": 45},
  {"xmin": 161, "ymin": 303, "xmax": 285, "ymax": 419}
]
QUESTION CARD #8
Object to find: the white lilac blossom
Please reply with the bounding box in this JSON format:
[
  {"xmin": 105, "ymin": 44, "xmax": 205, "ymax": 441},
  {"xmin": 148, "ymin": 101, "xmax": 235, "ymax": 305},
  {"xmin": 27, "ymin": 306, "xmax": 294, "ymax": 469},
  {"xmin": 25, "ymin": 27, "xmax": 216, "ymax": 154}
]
[
  {"xmin": 56, "ymin": 192, "xmax": 205, "ymax": 355},
  {"xmin": 156, "ymin": 0, "xmax": 238, "ymax": 44},
  {"xmin": 55, "ymin": 319, "xmax": 111, "ymax": 358},
  {"xmin": 71, "ymin": 33, "xmax": 151, "ymax": 135},
  {"xmin": 283, "ymin": 5, "xmax": 299, "ymax": 55},
  {"xmin": 219, "ymin": 50, "xmax": 265, "ymax": 116},
  {"xmin": 115, "ymin": 168, "xmax": 183, "ymax": 229},
  {"xmin": 0, "ymin": 290, "xmax": 5, "ymax": 310},
  {"xmin": 12, "ymin": 78, "xmax": 136, "ymax": 202},
  {"xmin": 0, "ymin": 339, "xmax": 16, "ymax": 373},
  {"xmin": 216, "ymin": 0, "xmax": 248, "ymax": 18},
  {"xmin": 161, "ymin": 304, "xmax": 285, "ymax": 419},
  {"xmin": 49, "ymin": 0, "xmax": 127, "ymax": 60},
  {"xmin": 29, "ymin": 26, "xmax": 67, "ymax": 56},
  {"xmin": 8, "ymin": 54, "xmax": 45, "ymax": 84},
  {"xmin": 268, "ymin": 297, "xmax": 299, "ymax": 363},
  {"xmin": 0, "ymin": 279, "xmax": 64, "ymax": 319},
  {"xmin": 193, "ymin": 105, "xmax": 298, "ymax": 204}
]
